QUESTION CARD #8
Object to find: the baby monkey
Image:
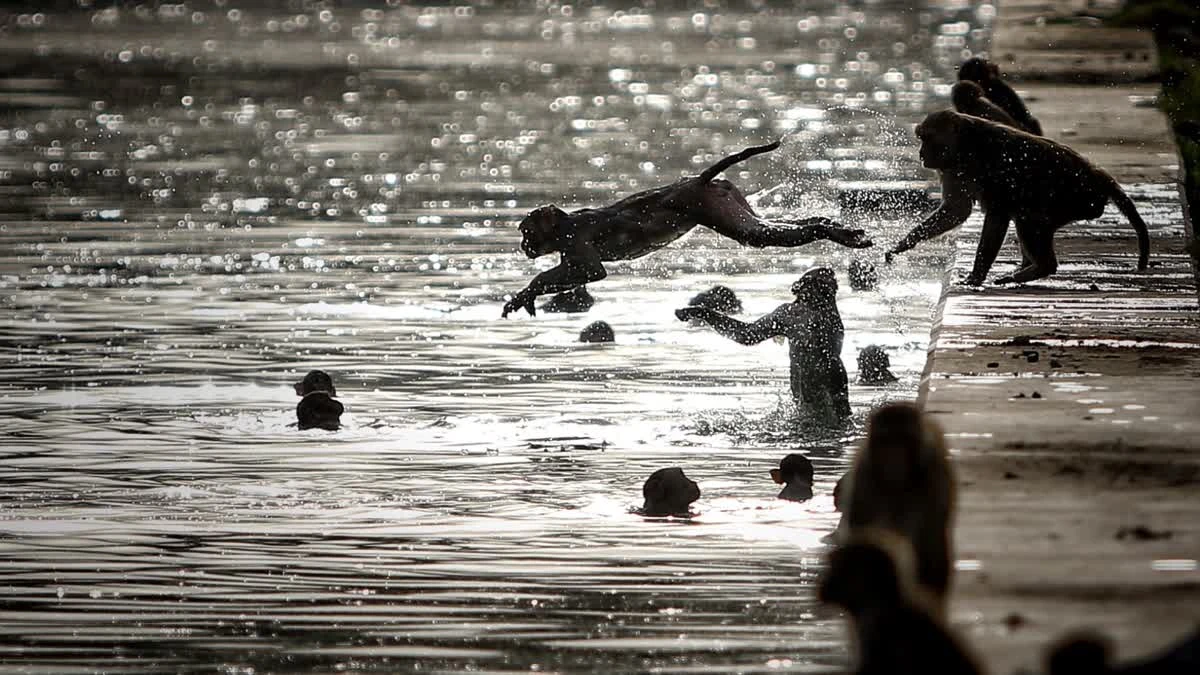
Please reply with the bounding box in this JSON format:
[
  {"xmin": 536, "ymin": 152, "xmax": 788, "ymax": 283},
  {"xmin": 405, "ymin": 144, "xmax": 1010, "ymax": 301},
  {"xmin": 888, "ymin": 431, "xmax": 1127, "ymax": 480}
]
[
  {"xmin": 819, "ymin": 530, "xmax": 983, "ymax": 675},
  {"xmin": 294, "ymin": 370, "xmax": 344, "ymax": 431},
  {"xmin": 843, "ymin": 402, "xmax": 956, "ymax": 607}
]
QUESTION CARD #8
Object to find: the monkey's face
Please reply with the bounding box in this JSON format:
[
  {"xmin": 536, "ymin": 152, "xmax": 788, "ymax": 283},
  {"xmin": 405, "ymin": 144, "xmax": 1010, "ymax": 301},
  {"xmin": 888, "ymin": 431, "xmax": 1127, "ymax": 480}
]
[
  {"xmin": 518, "ymin": 205, "xmax": 567, "ymax": 258},
  {"xmin": 916, "ymin": 113, "xmax": 959, "ymax": 170}
]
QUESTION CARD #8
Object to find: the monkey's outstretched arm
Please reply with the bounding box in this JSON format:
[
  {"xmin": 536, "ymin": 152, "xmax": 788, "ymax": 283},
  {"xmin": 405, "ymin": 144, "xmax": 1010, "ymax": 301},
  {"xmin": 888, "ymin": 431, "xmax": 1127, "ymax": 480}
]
[
  {"xmin": 502, "ymin": 247, "xmax": 607, "ymax": 318},
  {"xmin": 674, "ymin": 304, "xmax": 792, "ymax": 345},
  {"xmin": 886, "ymin": 176, "xmax": 973, "ymax": 261}
]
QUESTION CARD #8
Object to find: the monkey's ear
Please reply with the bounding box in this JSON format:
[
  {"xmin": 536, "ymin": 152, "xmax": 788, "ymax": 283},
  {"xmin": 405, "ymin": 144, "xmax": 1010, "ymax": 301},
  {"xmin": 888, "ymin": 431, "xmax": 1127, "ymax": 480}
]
[{"xmin": 770, "ymin": 468, "xmax": 784, "ymax": 484}]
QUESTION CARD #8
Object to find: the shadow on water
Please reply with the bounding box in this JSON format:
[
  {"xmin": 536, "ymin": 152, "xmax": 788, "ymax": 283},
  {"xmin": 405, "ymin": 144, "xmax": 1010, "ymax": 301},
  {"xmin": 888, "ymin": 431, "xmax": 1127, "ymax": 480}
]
[{"xmin": 0, "ymin": 1, "xmax": 992, "ymax": 671}]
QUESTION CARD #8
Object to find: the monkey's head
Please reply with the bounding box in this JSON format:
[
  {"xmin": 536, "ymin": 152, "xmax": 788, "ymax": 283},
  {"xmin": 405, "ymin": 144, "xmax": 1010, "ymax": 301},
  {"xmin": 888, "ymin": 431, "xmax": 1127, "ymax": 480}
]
[
  {"xmin": 957, "ymin": 56, "xmax": 999, "ymax": 83},
  {"xmin": 791, "ymin": 267, "xmax": 837, "ymax": 303},
  {"xmin": 863, "ymin": 401, "xmax": 945, "ymax": 485},
  {"xmin": 517, "ymin": 205, "xmax": 569, "ymax": 258},
  {"xmin": 771, "ymin": 453, "xmax": 814, "ymax": 486},
  {"xmin": 915, "ymin": 110, "xmax": 963, "ymax": 170},
  {"xmin": 689, "ymin": 284, "xmax": 742, "ymax": 314},
  {"xmin": 578, "ymin": 320, "xmax": 615, "ymax": 343},
  {"xmin": 641, "ymin": 467, "xmax": 701, "ymax": 517},
  {"xmin": 857, "ymin": 345, "xmax": 897, "ymax": 384},
  {"xmin": 950, "ymin": 80, "xmax": 986, "ymax": 110},
  {"xmin": 819, "ymin": 530, "xmax": 914, "ymax": 614},
  {"xmin": 1045, "ymin": 631, "xmax": 1113, "ymax": 675},
  {"xmin": 847, "ymin": 259, "xmax": 878, "ymax": 291},
  {"xmin": 295, "ymin": 370, "xmax": 336, "ymax": 397}
]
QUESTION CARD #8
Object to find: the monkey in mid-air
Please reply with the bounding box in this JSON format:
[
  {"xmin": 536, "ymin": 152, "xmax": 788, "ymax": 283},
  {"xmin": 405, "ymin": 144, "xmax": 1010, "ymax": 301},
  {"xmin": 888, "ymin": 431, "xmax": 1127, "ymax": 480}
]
[
  {"xmin": 958, "ymin": 56, "xmax": 1043, "ymax": 136},
  {"xmin": 502, "ymin": 141, "xmax": 873, "ymax": 317},
  {"xmin": 842, "ymin": 402, "xmax": 956, "ymax": 607},
  {"xmin": 819, "ymin": 530, "xmax": 983, "ymax": 675},
  {"xmin": 886, "ymin": 111, "xmax": 1151, "ymax": 285}
]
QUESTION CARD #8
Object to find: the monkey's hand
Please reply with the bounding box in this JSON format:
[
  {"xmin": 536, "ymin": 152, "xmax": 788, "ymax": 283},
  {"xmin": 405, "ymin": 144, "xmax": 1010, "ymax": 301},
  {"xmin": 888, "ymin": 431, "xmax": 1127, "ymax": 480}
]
[
  {"xmin": 884, "ymin": 248, "xmax": 899, "ymax": 264},
  {"xmin": 674, "ymin": 307, "xmax": 705, "ymax": 322},
  {"xmin": 826, "ymin": 226, "xmax": 873, "ymax": 249},
  {"xmin": 501, "ymin": 289, "xmax": 538, "ymax": 318}
]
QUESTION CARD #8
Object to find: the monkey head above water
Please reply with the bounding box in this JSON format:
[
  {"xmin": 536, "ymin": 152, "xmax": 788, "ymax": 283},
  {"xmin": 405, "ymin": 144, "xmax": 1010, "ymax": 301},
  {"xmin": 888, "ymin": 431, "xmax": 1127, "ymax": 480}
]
[
  {"xmin": 688, "ymin": 284, "xmax": 742, "ymax": 314},
  {"xmin": 502, "ymin": 141, "xmax": 873, "ymax": 318},
  {"xmin": 540, "ymin": 285, "xmax": 595, "ymax": 314},
  {"xmin": 675, "ymin": 267, "xmax": 850, "ymax": 423},
  {"xmin": 294, "ymin": 370, "xmax": 344, "ymax": 431},
  {"xmin": 771, "ymin": 453, "xmax": 814, "ymax": 502},
  {"xmin": 843, "ymin": 401, "xmax": 956, "ymax": 608},
  {"xmin": 819, "ymin": 530, "xmax": 983, "ymax": 675},
  {"xmin": 848, "ymin": 259, "xmax": 878, "ymax": 291},
  {"xmin": 857, "ymin": 345, "xmax": 898, "ymax": 385},
  {"xmin": 640, "ymin": 467, "xmax": 701, "ymax": 517},
  {"xmin": 887, "ymin": 111, "xmax": 1150, "ymax": 286},
  {"xmin": 578, "ymin": 320, "xmax": 615, "ymax": 343},
  {"xmin": 957, "ymin": 56, "xmax": 1043, "ymax": 136}
]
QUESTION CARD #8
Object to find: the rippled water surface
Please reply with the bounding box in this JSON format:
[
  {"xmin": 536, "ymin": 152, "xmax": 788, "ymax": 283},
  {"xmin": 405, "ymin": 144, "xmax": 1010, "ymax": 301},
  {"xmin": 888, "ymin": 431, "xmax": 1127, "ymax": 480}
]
[{"xmin": 1, "ymin": 2, "xmax": 998, "ymax": 671}]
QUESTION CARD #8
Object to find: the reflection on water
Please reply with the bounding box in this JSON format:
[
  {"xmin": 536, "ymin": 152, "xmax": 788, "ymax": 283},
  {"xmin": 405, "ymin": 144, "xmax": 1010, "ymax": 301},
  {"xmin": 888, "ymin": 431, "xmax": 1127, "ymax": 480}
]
[{"xmin": 1, "ymin": 1, "xmax": 984, "ymax": 671}]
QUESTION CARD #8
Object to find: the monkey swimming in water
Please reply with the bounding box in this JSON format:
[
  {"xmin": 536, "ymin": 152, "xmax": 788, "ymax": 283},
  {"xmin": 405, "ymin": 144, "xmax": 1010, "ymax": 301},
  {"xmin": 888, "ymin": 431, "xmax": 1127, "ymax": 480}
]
[
  {"xmin": 640, "ymin": 467, "xmax": 701, "ymax": 517},
  {"xmin": 857, "ymin": 345, "xmax": 898, "ymax": 385},
  {"xmin": 675, "ymin": 267, "xmax": 851, "ymax": 423},
  {"xmin": 293, "ymin": 370, "xmax": 344, "ymax": 431},
  {"xmin": 771, "ymin": 453, "xmax": 815, "ymax": 502},
  {"xmin": 503, "ymin": 141, "xmax": 873, "ymax": 317}
]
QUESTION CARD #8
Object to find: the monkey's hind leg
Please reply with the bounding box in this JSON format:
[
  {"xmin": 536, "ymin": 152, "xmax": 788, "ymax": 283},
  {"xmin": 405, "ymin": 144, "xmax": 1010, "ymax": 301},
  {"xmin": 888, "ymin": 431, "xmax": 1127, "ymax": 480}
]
[{"xmin": 995, "ymin": 219, "xmax": 1058, "ymax": 284}]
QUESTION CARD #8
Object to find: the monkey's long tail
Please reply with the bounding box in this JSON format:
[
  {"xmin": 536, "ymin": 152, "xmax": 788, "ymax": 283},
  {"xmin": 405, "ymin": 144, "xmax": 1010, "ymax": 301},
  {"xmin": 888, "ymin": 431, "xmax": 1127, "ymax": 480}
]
[
  {"xmin": 1109, "ymin": 184, "xmax": 1151, "ymax": 271},
  {"xmin": 697, "ymin": 140, "xmax": 782, "ymax": 184}
]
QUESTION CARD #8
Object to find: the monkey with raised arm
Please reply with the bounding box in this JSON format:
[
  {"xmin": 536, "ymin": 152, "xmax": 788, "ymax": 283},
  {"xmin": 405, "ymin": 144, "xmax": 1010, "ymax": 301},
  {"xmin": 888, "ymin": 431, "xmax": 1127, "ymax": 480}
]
[
  {"xmin": 958, "ymin": 56, "xmax": 1043, "ymax": 136},
  {"xmin": 842, "ymin": 402, "xmax": 956, "ymax": 607},
  {"xmin": 503, "ymin": 141, "xmax": 873, "ymax": 317},
  {"xmin": 887, "ymin": 111, "xmax": 1150, "ymax": 285},
  {"xmin": 675, "ymin": 267, "xmax": 851, "ymax": 422},
  {"xmin": 819, "ymin": 530, "xmax": 983, "ymax": 675}
]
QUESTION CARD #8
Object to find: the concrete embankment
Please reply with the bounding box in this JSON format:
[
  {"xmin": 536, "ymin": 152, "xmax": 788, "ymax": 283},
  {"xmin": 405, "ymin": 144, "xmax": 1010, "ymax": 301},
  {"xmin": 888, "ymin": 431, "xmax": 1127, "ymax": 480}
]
[{"xmin": 922, "ymin": 3, "xmax": 1200, "ymax": 673}]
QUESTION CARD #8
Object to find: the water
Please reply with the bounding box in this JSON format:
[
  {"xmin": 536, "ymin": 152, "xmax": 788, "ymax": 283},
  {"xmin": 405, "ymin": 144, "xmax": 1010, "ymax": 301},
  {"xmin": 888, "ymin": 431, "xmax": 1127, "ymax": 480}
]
[{"xmin": 0, "ymin": 2, "xmax": 988, "ymax": 671}]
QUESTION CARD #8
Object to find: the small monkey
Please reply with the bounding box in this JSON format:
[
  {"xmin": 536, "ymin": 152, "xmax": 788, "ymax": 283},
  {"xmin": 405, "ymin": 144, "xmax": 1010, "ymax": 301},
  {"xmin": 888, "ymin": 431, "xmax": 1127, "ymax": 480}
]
[
  {"xmin": 294, "ymin": 370, "xmax": 344, "ymax": 431},
  {"xmin": 848, "ymin": 259, "xmax": 879, "ymax": 291},
  {"xmin": 689, "ymin": 284, "xmax": 743, "ymax": 314},
  {"xmin": 819, "ymin": 530, "xmax": 983, "ymax": 675},
  {"xmin": 951, "ymin": 80, "xmax": 1027, "ymax": 132},
  {"xmin": 843, "ymin": 402, "xmax": 956, "ymax": 606},
  {"xmin": 578, "ymin": 320, "xmax": 615, "ymax": 343},
  {"xmin": 957, "ymin": 56, "xmax": 1043, "ymax": 136},
  {"xmin": 641, "ymin": 467, "xmax": 701, "ymax": 517},
  {"xmin": 857, "ymin": 345, "xmax": 898, "ymax": 385}
]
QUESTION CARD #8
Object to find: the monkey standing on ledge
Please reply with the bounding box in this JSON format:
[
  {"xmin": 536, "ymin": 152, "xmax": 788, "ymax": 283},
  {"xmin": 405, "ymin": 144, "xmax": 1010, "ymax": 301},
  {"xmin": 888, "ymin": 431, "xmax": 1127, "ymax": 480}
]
[
  {"xmin": 886, "ymin": 111, "xmax": 1151, "ymax": 285},
  {"xmin": 958, "ymin": 56, "xmax": 1043, "ymax": 136},
  {"xmin": 842, "ymin": 402, "xmax": 956, "ymax": 608}
]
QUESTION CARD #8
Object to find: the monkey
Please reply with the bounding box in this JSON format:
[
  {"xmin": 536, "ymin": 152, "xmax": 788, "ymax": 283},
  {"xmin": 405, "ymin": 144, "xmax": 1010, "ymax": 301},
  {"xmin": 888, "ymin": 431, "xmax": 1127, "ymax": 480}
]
[
  {"xmin": 578, "ymin": 320, "xmax": 615, "ymax": 343},
  {"xmin": 848, "ymin": 259, "xmax": 879, "ymax": 291},
  {"xmin": 1046, "ymin": 625, "xmax": 1200, "ymax": 675},
  {"xmin": 842, "ymin": 401, "xmax": 956, "ymax": 606},
  {"xmin": 951, "ymin": 80, "xmax": 1027, "ymax": 132},
  {"xmin": 502, "ymin": 141, "xmax": 873, "ymax": 317},
  {"xmin": 540, "ymin": 285, "xmax": 595, "ymax": 313},
  {"xmin": 640, "ymin": 467, "xmax": 701, "ymax": 517},
  {"xmin": 771, "ymin": 453, "xmax": 814, "ymax": 502},
  {"xmin": 689, "ymin": 284, "xmax": 743, "ymax": 314},
  {"xmin": 958, "ymin": 56, "xmax": 1043, "ymax": 136},
  {"xmin": 858, "ymin": 345, "xmax": 899, "ymax": 385},
  {"xmin": 293, "ymin": 370, "xmax": 344, "ymax": 431},
  {"xmin": 886, "ymin": 111, "xmax": 1151, "ymax": 286},
  {"xmin": 818, "ymin": 530, "xmax": 984, "ymax": 675},
  {"xmin": 675, "ymin": 267, "xmax": 851, "ymax": 422}
]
